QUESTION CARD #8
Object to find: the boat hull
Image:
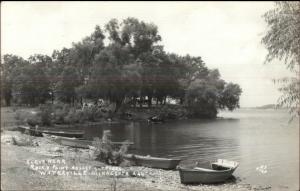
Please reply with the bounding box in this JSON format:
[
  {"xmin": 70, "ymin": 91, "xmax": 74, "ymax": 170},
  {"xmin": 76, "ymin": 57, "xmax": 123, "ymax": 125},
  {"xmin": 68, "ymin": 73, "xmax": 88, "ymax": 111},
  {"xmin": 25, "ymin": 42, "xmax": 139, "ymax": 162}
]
[
  {"xmin": 52, "ymin": 136, "xmax": 134, "ymax": 149},
  {"xmin": 54, "ymin": 138, "xmax": 91, "ymax": 148},
  {"xmin": 178, "ymin": 167, "xmax": 235, "ymax": 184},
  {"xmin": 125, "ymin": 154, "xmax": 181, "ymax": 170},
  {"xmin": 178, "ymin": 159, "xmax": 239, "ymax": 184},
  {"xmin": 18, "ymin": 126, "xmax": 85, "ymax": 138}
]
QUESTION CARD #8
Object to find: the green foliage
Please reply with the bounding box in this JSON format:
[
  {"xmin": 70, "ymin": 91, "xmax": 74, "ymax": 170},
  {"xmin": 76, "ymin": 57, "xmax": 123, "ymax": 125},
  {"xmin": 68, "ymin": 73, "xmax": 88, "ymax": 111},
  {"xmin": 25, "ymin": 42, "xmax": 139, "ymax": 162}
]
[
  {"xmin": 81, "ymin": 106, "xmax": 103, "ymax": 122},
  {"xmin": 38, "ymin": 104, "xmax": 53, "ymax": 126},
  {"xmin": 262, "ymin": 2, "xmax": 300, "ymax": 118},
  {"xmin": 184, "ymin": 68, "xmax": 240, "ymax": 118},
  {"xmin": 2, "ymin": 54, "xmax": 52, "ymax": 106},
  {"xmin": 262, "ymin": 2, "xmax": 300, "ymax": 71},
  {"xmin": 3, "ymin": 17, "xmax": 242, "ymax": 119},
  {"xmin": 51, "ymin": 104, "xmax": 103, "ymax": 124},
  {"xmin": 52, "ymin": 104, "xmax": 70, "ymax": 124},
  {"xmin": 64, "ymin": 108, "xmax": 83, "ymax": 124},
  {"xmin": 1, "ymin": 55, "xmax": 28, "ymax": 106},
  {"xmin": 274, "ymin": 77, "xmax": 300, "ymax": 120},
  {"xmin": 55, "ymin": 66, "xmax": 81, "ymax": 104},
  {"xmin": 91, "ymin": 130, "xmax": 129, "ymax": 166},
  {"xmin": 218, "ymin": 83, "xmax": 242, "ymax": 111},
  {"xmin": 185, "ymin": 79, "xmax": 218, "ymax": 118},
  {"xmin": 15, "ymin": 109, "xmax": 41, "ymax": 126}
]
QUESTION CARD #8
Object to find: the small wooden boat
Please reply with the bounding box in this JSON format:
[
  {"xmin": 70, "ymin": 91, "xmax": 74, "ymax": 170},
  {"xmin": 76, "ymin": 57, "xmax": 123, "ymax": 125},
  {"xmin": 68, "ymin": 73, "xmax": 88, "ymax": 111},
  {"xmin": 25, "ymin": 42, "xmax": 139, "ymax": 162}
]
[
  {"xmin": 178, "ymin": 159, "xmax": 239, "ymax": 184},
  {"xmin": 48, "ymin": 135, "xmax": 134, "ymax": 149},
  {"xmin": 147, "ymin": 115, "xmax": 165, "ymax": 124},
  {"xmin": 54, "ymin": 124, "xmax": 73, "ymax": 128},
  {"xmin": 17, "ymin": 125, "xmax": 85, "ymax": 138},
  {"xmin": 125, "ymin": 154, "xmax": 181, "ymax": 170}
]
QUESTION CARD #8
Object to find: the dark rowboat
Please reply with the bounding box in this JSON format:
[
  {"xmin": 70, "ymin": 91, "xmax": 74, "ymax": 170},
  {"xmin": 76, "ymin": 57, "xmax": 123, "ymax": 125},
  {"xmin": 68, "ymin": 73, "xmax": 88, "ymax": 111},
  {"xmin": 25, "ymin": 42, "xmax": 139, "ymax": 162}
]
[
  {"xmin": 50, "ymin": 135, "xmax": 134, "ymax": 149},
  {"xmin": 125, "ymin": 154, "xmax": 181, "ymax": 170},
  {"xmin": 147, "ymin": 116, "xmax": 165, "ymax": 124},
  {"xmin": 178, "ymin": 159, "xmax": 239, "ymax": 184},
  {"xmin": 17, "ymin": 125, "xmax": 85, "ymax": 138}
]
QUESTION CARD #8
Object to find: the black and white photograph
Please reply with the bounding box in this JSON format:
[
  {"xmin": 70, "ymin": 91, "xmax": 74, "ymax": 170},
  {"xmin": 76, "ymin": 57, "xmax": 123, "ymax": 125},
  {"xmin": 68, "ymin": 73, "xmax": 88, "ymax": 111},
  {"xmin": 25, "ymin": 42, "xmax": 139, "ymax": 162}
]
[{"xmin": 1, "ymin": 1, "xmax": 299, "ymax": 190}]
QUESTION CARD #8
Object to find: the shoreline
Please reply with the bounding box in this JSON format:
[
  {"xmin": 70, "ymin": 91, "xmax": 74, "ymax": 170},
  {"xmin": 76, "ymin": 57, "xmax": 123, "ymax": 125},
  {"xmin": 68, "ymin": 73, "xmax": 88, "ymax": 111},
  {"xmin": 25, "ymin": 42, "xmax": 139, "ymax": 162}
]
[{"xmin": 1, "ymin": 130, "xmax": 273, "ymax": 191}]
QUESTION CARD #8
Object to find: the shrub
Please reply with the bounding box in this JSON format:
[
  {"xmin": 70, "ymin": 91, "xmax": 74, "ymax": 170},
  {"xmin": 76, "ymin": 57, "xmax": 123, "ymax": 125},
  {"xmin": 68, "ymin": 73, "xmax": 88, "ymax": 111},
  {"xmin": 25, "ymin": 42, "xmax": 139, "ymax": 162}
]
[
  {"xmin": 53, "ymin": 104, "xmax": 70, "ymax": 124},
  {"xmin": 82, "ymin": 106, "xmax": 103, "ymax": 122},
  {"xmin": 38, "ymin": 104, "xmax": 53, "ymax": 126},
  {"xmin": 64, "ymin": 108, "xmax": 86, "ymax": 124},
  {"xmin": 91, "ymin": 130, "xmax": 130, "ymax": 166},
  {"xmin": 15, "ymin": 109, "xmax": 41, "ymax": 126}
]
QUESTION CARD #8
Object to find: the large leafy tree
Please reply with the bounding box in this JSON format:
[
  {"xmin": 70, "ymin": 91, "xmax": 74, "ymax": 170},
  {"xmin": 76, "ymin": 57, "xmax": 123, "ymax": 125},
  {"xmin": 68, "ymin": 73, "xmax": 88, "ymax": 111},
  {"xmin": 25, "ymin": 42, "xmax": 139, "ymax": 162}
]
[
  {"xmin": 90, "ymin": 36, "xmax": 137, "ymax": 111},
  {"xmin": 86, "ymin": 18, "xmax": 162, "ymax": 111},
  {"xmin": 262, "ymin": 2, "xmax": 300, "ymax": 119},
  {"xmin": 184, "ymin": 68, "xmax": 236, "ymax": 118},
  {"xmin": 12, "ymin": 61, "xmax": 51, "ymax": 106},
  {"xmin": 1, "ymin": 54, "xmax": 52, "ymax": 106},
  {"xmin": 218, "ymin": 83, "xmax": 242, "ymax": 111},
  {"xmin": 28, "ymin": 54, "xmax": 54, "ymax": 102},
  {"xmin": 55, "ymin": 66, "xmax": 81, "ymax": 104},
  {"xmin": 1, "ymin": 54, "xmax": 28, "ymax": 106},
  {"xmin": 71, "ymin": 25, "xmax": 105, "ymax": 81},
  {"xmin": 1, "ymin": 17, "xmax": 243, "ymax": 118}
]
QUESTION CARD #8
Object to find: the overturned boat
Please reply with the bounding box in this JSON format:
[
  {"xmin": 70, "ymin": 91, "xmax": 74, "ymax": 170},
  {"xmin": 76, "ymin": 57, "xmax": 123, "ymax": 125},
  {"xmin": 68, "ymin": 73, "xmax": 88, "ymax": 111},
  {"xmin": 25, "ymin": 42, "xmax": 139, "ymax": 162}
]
[{"xmin": 178, "ymin": 159, "xmax": 239, "ymax": 184}]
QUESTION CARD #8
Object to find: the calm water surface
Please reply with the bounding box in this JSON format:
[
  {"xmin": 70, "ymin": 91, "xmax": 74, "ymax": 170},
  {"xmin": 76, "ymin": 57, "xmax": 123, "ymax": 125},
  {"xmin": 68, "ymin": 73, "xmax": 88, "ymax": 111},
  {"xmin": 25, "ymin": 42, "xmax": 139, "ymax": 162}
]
[{"xmin": 82, "ymin": 109, "xmax": 299, "ymax": 190}]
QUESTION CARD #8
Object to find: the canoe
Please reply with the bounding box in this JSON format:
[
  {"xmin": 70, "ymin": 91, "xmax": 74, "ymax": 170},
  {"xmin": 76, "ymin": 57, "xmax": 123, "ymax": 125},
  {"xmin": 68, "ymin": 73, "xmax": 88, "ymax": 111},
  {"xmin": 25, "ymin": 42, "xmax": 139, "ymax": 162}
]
[
  {"xmin": 17, "ymin": 125, "xmax": 85, "ymax": 138},
  {"xmin": 125, "ymin": 154, "xmax": 181, "ymax": 170},
  {"xmin": 49, "ymin": 135, "xmax": 134, "ymax": 149},
  {"xmin": 178, "ymin": 159, "xmax": 239, "ymax": 184}
]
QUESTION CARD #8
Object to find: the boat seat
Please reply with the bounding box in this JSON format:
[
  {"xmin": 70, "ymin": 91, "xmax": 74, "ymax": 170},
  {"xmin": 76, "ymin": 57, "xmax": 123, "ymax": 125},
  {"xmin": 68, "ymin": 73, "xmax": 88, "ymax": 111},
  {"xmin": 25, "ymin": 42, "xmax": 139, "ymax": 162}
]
[{"xmin": 194, "ymin": 167, "xmax": 216, "ymax": 172}]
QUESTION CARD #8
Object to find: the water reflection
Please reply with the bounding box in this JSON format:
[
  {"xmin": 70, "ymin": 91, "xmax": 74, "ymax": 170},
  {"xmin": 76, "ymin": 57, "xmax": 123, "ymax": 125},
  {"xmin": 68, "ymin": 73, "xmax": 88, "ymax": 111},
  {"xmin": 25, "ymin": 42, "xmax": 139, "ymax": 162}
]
[{"xmin": 80, "ymin": 109, "xmax": 299, "ymax": 189}]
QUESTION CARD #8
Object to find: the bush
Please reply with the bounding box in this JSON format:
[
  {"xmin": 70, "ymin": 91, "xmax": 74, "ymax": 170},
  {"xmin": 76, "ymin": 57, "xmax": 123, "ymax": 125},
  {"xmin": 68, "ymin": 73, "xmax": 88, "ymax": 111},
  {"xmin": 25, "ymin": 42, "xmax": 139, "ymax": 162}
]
[
  {"xmin": 82, "ymin": 106, "xmax": 103, "ymax": 122},
  {"xmin": 64, "ymin": 108, "xmax": 86, "ymax": 124},
  {"xmin": 53, "ymin": 104, "xmax": 70, "ymax": 124},
  {"xmin": 91, "ymin": 130, "xmax": 130, "ymax": 166},
  {"xmin": 15, "ymin": 109, "xmax": 41, "ymax": 126},
  {"xmin": 38, "ymin": 104, "xmax": 53, "ymax": 126}
]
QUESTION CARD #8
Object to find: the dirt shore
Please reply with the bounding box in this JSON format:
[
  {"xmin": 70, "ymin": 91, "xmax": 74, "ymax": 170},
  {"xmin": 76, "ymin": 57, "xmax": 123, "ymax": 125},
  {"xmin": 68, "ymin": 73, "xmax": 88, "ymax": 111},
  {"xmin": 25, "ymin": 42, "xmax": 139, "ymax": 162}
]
[{"xmin": 0, "ymin": 130, "xmax": 275, "ymax": 191}]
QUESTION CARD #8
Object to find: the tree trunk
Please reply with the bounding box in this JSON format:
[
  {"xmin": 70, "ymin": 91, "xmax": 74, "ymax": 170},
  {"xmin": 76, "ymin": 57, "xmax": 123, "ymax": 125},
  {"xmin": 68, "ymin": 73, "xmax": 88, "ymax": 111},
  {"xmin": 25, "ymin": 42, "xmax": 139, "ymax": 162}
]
[
  {"xmin": 133, "ymin": 98, "xmax": 136, "ymax": 108},
  {"xmin": 139, "ymin": 97, "xmax": 143, "ymax": 108},
  {"xmin": 4, "ymin": 95, "xmax": 11, "ymax": 106},
  {"xmin": 148, "ymin": 96, "xmax": 152, "ymax": 108},
  {"xmin": 115, "ymin": 99, "xmax": 122, "ymax": 113},
  {"xmin": 51, "ymin": 93, "xmax": 54, "ymax": 104},
  {"xmin": 180, "ymin": 97, "xmax": 184, "ymax": 105},
  {"xmin": 163, "ymin": 97, "xmax": 166, "ymax": 105}
]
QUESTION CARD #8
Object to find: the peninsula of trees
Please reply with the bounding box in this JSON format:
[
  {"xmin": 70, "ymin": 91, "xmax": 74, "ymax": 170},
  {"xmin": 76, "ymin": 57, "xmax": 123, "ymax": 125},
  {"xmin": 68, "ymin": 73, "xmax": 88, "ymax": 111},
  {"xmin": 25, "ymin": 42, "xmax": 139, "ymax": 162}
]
[{"xmin": 1, "ymin": 18, "xmax": 242, "ymax": 119}]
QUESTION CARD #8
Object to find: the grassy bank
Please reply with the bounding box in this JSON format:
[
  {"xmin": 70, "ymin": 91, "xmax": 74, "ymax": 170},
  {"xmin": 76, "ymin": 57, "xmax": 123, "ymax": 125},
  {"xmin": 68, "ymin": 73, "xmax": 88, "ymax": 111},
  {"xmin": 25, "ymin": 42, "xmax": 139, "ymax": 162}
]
[{"xmin": 1, "ymin": 105, "xmax": 187, "ymax": 130}]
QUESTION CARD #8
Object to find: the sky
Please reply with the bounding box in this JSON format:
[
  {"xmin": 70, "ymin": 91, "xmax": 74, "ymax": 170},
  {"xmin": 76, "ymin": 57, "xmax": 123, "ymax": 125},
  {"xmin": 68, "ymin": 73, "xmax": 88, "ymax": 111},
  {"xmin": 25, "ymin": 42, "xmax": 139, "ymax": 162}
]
[{"xmin": 1, "ymin": 1, "xmax": 294, "ymax": 107}]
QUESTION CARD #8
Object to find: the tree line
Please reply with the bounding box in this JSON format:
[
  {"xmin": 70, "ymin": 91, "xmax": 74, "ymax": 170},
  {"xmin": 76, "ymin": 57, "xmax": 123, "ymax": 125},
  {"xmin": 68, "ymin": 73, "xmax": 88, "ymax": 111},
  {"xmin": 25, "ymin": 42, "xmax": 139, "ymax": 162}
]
[{"xmin": 1, "ymin": 17, "xmax": 242, "ymax": 118}]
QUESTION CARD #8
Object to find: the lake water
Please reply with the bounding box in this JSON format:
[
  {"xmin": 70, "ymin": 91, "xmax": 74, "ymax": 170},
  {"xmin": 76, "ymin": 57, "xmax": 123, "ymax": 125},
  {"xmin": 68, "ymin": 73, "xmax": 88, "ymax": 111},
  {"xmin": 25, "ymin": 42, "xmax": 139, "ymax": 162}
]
[{"xmin": 83, "ymin": 109, "xmax": 299, "ymax": 190}]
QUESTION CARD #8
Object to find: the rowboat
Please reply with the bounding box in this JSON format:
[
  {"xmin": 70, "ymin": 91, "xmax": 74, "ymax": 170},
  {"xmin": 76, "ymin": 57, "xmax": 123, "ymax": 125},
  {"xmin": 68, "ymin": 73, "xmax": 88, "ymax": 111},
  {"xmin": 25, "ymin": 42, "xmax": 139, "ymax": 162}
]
[
  {"xmin": 46, "ymin": 135, "xmax": 134, "ymax": 149},
  {"xmin": 124, "ymin": 154, "xmax": 181, "ymax": 170},
  {"xmin": 17, "ymin": 125, "xmax": 85, "ymax": 138},
  {"xmin": 178, "ymin": 159, "xmax": 239, "ymax": 184},
  {"xmin": 147, "ymin": 116, "xmax": 165, "ymax": 124}
]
